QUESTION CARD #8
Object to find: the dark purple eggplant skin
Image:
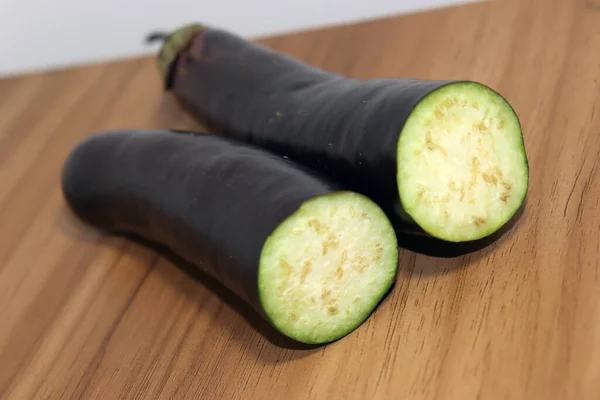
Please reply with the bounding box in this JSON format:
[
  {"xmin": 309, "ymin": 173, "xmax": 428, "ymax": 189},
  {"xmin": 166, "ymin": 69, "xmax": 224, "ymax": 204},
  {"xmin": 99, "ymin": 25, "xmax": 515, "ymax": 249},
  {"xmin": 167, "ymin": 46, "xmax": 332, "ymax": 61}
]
[
  {"xmin": 61, "ymin": 129, "xmax": 342, "ymax": 315},
  {"xmin": 162, "ymin": 27, "xmax": 458, "ymax": 224}
]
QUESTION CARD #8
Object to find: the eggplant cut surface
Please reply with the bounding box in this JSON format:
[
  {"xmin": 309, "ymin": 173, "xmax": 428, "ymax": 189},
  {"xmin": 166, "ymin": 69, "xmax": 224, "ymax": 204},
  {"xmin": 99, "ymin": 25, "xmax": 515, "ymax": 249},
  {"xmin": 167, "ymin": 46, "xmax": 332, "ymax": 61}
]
[
  {"xmin": 61, "ymin": 130, "xmax": 398, "ymax": 344},
  {"xmin": 155, "ymin": 24, "xmax": 529, "ymax": 243}
]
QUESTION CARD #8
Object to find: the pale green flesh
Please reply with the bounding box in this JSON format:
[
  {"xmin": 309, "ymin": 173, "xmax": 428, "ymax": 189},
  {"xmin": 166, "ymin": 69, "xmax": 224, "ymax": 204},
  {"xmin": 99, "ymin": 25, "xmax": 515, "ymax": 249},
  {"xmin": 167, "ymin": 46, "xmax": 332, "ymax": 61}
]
[
  {"xmin": 258, "ymin": 192, "xmax": 398, "ymax": 344},
  {"xmin": 397, "ymin": 82, "xmax": 529, "ymax": 242}
]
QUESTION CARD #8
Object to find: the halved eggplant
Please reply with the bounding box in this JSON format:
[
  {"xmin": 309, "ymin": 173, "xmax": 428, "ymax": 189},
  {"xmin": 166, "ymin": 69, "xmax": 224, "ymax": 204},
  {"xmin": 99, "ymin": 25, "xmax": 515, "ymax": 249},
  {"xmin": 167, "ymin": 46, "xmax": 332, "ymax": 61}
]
[
  {"xmin": 61, "ymin": 129, "xmax": 398, "ymax": 344},
  {"xmin": 151, "ymin": 24, "xmax": 529, "ymax": 243}
]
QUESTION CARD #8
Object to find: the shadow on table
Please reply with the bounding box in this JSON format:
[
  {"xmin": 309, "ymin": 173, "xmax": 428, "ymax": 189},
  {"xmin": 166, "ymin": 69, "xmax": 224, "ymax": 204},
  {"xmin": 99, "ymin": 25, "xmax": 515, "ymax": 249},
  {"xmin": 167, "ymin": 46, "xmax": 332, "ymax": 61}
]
[
  {"xmin": 382, "ymin": 199, "xmax": 528, "ymax": 279},
  {"xmin": 150, "ymin": 247, "xmax": 397, "ymax": 360},
  {"xmin": 157, "ymin": 248, "xmax": 324, "ymax": 351},
  {"xmin": 58, "ymin": 205, "xmax": 322, "ymax": 360},
  {"xmin": 395, "ymin": 198, "xmax": 527, "ymax": 259},
  {"xmin": 56, "ymin": 196, "xmax": 526, "ymax": 360}
]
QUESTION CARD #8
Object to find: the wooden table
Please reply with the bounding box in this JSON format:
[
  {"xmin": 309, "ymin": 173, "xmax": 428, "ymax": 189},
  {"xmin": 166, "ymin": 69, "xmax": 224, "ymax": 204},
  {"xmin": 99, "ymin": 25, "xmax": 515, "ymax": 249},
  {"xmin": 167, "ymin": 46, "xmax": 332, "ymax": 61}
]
[{"xmin": 1, "ymin": 0, "xmax": 599, "ymax": 398}]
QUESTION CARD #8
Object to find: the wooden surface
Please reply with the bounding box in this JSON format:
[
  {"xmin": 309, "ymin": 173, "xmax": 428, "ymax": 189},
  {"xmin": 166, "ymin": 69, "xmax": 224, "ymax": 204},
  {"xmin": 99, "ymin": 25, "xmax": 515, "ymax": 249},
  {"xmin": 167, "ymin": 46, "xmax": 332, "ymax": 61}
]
[{"xmin": 1, "ymin": 0, "xmax": 600, "ymax": 398}]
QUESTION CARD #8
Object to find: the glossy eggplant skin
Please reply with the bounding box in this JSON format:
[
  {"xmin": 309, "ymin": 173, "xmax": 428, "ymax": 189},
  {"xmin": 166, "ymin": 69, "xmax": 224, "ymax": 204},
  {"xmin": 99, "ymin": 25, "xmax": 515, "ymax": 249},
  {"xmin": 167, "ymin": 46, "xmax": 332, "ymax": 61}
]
[
  {"xmin": 166, "ymin": 27, "xmax": 456, "ymax": 221},
  {"xmin": 61, "ymin": 129, "xmax": 340, "ymax": 315}
]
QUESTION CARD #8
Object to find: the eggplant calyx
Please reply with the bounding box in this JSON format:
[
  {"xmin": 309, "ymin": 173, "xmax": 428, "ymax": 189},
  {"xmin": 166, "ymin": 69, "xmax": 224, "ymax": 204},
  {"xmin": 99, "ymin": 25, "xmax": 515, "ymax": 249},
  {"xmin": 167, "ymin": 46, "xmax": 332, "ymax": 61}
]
[{"xmin": 148, "ymin": 23, "xmax": 205, "ymax": 90}]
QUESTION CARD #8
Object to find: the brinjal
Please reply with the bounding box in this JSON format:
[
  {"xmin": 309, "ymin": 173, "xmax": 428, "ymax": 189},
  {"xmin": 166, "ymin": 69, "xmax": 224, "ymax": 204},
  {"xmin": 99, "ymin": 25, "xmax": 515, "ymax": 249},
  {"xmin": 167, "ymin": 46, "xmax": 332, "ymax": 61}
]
[
  {"xmin": 151, "ymin": 24, "xmax": 529, "ymax": 243},
  {"xmin": 61, "ymin": 129, "xmax": 398, "ymax": 344}
]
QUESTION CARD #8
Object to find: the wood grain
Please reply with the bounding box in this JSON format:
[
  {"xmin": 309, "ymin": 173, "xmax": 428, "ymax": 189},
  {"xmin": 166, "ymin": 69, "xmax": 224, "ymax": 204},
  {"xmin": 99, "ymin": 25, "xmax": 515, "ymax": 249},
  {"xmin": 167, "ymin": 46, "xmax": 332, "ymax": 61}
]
[{"xmin": 1, "ymin": 0, "xmax": 599, "ymax": 398}]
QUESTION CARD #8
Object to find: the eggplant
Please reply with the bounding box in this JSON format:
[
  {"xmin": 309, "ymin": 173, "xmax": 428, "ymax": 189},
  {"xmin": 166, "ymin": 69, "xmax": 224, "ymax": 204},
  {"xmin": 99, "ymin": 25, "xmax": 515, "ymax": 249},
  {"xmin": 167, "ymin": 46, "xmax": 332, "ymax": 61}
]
[
  {"xmin": 150, "ymin": 24, "xmax": 529, "ymax": 243},
  {"xmin": 61, "ymin": 129, "xmax": 398, "ymax": 344}
]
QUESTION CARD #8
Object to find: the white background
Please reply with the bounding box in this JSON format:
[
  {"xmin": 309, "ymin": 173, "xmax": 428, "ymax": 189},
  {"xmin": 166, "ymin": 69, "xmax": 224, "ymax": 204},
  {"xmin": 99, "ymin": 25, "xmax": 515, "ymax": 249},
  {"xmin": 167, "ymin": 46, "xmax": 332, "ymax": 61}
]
[{"xmin": 0, "ymin": 0, "xmax": 474, "ymax": 77}]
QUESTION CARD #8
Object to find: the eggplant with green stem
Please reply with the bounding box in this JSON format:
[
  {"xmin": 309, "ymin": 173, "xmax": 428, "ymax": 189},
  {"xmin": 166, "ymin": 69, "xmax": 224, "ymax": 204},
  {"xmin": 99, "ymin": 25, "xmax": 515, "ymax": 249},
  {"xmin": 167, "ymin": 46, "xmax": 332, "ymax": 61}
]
[
  {"xmin": 149, "ymin": 24, "xmax": 529, "ymax": 243},
  {"xmin": 61, "ymin": 129, "xmax": 398, "ymax": 344}
]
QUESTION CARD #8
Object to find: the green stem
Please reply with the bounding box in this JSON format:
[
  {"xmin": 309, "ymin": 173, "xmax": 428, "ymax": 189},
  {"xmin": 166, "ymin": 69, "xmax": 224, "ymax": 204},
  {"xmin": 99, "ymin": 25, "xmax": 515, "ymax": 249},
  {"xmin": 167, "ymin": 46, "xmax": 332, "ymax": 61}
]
[{"xmin": 148, "ymin": 23, "xmax": 206, "ymax": 88}]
